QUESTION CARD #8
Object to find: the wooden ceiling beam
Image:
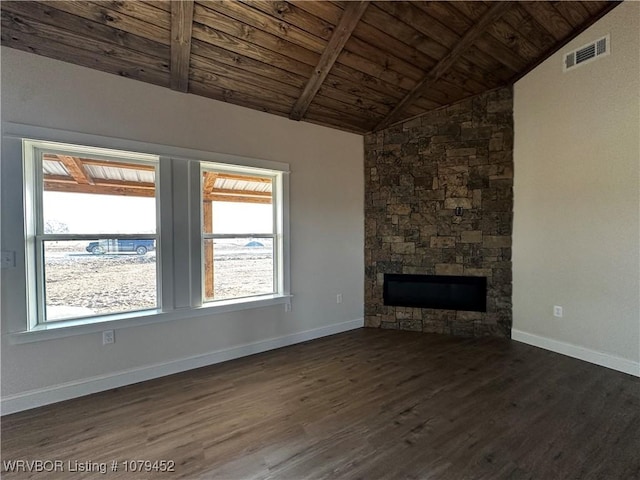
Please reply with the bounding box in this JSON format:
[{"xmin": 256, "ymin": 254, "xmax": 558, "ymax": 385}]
[
  {"xmin": 204, "ymin": 194, "xmax": 272, "ymax": 205},
  {"xmin": 57, "ymin": 155, "xmax": 94, "ymax": 185},
  {"xmin": 203, "ymin": 172, "xmax": 218, "ymax": 194},
  {"xmin": 170, "ymin": 0, "xmax": 194, "ymax": 92},
  {"xmin": 44, "ymin": 175, "xmax": 155, "ymax": 190},
  {"xmin": 211, "ymin": 188, "xmax": 271, "ymax": 198},
  {"xmin": 289, "ymin": 1, "xmax": 369, "ymax": 121},
  {"xmin": 0, "ymin": 1, "xmax": 620, "ymax": 135},
  {"xmin": 374, "ymin": 1, "xmax": 513, "ymax": 131},
  {"xmin": 43, "ymin": 181, "xmax": 155, "ymax": 198}
]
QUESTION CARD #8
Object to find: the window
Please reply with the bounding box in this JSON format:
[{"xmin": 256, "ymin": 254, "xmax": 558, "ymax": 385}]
[
  {"xmin": 23, "ymin": 140, "xmax": 160, "ymax": 324},
  {"xmin": 201, "ymin": 165, "xmax": 283, "ymax": 303},
  {"xmin": 12, "ymin": 126, "xmax": 290, "ymax": 336}
]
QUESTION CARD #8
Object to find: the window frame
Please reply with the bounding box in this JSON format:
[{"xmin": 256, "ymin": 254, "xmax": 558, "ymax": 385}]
[
  {"xmin": 200, "ymin": 163, "xmax": 284, "ymax": 304},
  {"xmin": 3, "ymin": 123, "xmax": 291, "ymax": 343},
  {"xmin": 24, "ymin": 140, "xmax": 162, "ymax": 327}
]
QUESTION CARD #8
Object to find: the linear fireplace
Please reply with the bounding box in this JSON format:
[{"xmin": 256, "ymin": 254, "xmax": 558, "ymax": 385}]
[{"xmin": 383, "ymin": 274, "xmax": 487, "ymax": 312}]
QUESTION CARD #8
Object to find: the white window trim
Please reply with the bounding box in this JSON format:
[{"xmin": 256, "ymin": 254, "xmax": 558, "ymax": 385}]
[
  {"xmin": 8, "ymin": 295, "xmax": 292, "ymax": 344},
  {"xmin": 24, "ymin": 141, "xmax": 161, "ymax": 327},
  {"xmin": 200, "ymin": 163, "xmax": 282, "ymax": 303},
  {"xmin": 2, "ymin": 123, "xmax": 291, "ymax": 344}
]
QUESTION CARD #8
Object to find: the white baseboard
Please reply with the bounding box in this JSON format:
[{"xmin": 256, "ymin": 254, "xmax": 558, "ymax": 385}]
[
  {"xmin": 511, "ymin": 329, "xmax": 640, "ymax": 377},
  {"xmin": 1, "ymin": 318, "xmax": 364, "ymax": 415}
]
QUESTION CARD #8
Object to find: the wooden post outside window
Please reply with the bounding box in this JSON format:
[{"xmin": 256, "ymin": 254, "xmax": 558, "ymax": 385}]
[{"xmin": 203, "ymin": 200, "xmax": 214, "ymax": 300}]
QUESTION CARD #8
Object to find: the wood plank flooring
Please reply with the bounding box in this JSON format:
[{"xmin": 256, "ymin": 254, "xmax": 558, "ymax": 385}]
[{"xmin": 2, "ymin": 329, "xmax": 639, "ymax": 479}]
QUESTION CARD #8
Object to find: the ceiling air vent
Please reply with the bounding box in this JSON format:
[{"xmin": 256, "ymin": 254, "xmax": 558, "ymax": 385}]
[{"xmin": 564, "ymin": 34, "xmax": 610, "ymax": 72}]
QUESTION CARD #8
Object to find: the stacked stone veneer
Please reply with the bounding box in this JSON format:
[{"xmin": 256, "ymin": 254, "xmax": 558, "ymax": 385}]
[{"xmin": 364, "ymin": 87, "xmax": 513, "ymax": 338}]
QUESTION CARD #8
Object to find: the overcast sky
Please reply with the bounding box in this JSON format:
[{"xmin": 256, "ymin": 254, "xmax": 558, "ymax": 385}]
[{"xmin": 43, "ymin": 192, "xmax": 273, "ymax": 235}]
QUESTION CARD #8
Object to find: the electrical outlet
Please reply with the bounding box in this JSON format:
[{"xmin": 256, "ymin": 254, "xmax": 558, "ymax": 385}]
[
  {"xmin": 553, "ymin": 306, "xmax": 563, "ymax": 318},
  {"xmin": 284, "ymin": 302, "xmax": 292, "ymax": 313},
  {"xmin": 336, "ymin": 293, "xmax": 343, "ymax": 304},
  {"xmin": 1, "ymin": 251, "xmax": 16, "ymax": 269},
  {"xmin": 102, "ymin": 330, "xmax": 115, "ymax": 345}
]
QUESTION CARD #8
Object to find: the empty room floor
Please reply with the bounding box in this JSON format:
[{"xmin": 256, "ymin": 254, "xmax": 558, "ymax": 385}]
[{"xmin": 2, "ymin": 329, "xmax": 639, "ymax": 479}]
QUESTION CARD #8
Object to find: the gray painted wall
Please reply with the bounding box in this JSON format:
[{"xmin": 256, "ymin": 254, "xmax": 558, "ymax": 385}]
[
  {"xmin": 0, "ymin": 47, "xmax": 364, "ymax": 403},
  {"xmin": 513, "ymin": 2, "xmax": 640, "ymax": 372}
]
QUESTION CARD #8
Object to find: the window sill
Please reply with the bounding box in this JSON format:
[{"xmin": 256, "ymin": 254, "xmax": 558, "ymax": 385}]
[{"xmin": 8, "ymin": 294, "xmax": 293, "ymax": 344}]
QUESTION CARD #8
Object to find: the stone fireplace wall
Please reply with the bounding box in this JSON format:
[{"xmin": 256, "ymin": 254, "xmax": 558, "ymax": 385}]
[{"xmin": 364, "ymin": 87, "xmax": 513, "ymax": 337}]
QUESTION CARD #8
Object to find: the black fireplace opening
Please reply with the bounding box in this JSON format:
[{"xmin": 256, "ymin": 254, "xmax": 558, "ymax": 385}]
[{"xmin": 383, "ymin": 274, "xmax": 487, "ymax": 312}]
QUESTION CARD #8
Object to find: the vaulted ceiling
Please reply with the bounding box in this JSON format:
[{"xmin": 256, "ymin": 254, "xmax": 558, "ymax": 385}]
[{"xmin": 1, "ymin": 1, "xmax": 620, "ymax": 134}]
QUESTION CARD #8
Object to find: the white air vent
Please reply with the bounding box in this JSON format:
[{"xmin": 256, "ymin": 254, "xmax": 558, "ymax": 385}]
[{"xmin": 563, "ymin": 34, "xmax": 610, "ymax": 72}]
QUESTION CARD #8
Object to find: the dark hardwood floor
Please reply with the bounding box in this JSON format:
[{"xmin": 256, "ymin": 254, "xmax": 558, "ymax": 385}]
[{"xmin": 2, "ymin": 329, "xmax": 639, "ymax": 479}]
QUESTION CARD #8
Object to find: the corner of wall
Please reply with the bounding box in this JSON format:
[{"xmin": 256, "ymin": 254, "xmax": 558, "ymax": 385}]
[{"xmin": 512, "ymin": 2, "xmax": 640, "ymax": 370}]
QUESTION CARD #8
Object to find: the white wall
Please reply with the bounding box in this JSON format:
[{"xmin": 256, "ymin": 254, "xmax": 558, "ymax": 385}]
[
  {"xmin": 513, "ymin": 3, "xmax": 640, "ymax": 375},
  {"xmin": 0, "ymin": 47, "xmax": 364, "ymax": 410}
]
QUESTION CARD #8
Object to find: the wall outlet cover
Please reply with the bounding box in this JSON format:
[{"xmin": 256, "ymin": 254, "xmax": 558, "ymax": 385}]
[{"xmin": 102, "ymin": 330, "xmax": 115, "ymax": 345}]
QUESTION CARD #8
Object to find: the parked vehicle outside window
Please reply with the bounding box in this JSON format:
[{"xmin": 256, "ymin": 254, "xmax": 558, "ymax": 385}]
[{"xmin": 86, "ymin": 239, "xmax": 155, "ymax": 255}]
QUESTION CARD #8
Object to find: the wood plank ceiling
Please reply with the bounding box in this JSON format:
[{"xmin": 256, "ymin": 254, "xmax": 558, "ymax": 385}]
[{"xmin": 1, "ymin": 1, "xmax": 620, "ymax": 134}]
